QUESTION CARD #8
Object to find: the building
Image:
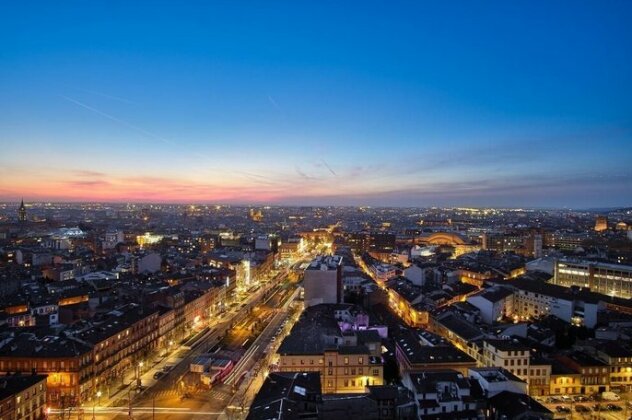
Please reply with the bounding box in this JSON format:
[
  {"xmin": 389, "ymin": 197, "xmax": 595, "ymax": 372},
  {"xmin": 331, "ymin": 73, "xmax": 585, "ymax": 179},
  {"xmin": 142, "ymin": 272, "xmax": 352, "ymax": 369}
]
[
  {"xmin": 528, "ymin": 357, "xmax": 552, "ymax": 397},
  {"xmin": 385, "ymin": 277, "xmax": 429, "ymax": 328},
  {"xmin": 466, "ymin": 287, "xmax": 514, "ymax": 324},
  {"xmin": 480, "ymin": 339, "xmax": 530, "ymax": 382},
  {"xmin": 0, "ymin": 374, "xmax": 48, "ymax": 420},
  {"xmin": 553, "ymin": 352, "xmax": 610, "ymax": 395},
  {"xmin": 247, "ymin": 372, "xmax": 322, "ymax": 420},
  {"xmin": 103, "ymin": 229, "xmax": 124, "ymax": 250},
  {"xmin": 595, "ymin": 215, "xmax": 608, "ymax": 232},
  {"xmin": 595, "ymin": 342, "xmax": 632, "ymax": 392},
  {"xmin": 395, "ymin": 331, "xmax": 477, "ymax": 376},
  {"xmin": 553, "ymin": 258, "xmax": 632, "ymax": 299},
  {"xmin": 402, "ymin": 370, "xmax": 483, "ymax": 418},
  {"xmin": 486, "ymin": 391, "xmax": 553, "ymax": 419},
  {"xmin": 70, "ymin": 304, "xmax": 160, "ymax": 395},
  {"xmin": 0, "ymin": 333, "xmax": 93, "ymax": 407},
  {"xmin": 493, "ymin": 276, "xmax": 604, "ymax": 328},
  {"xmin": 18, "ymin": 199, "xmax": 27, "ymax": 222},
  {"xmin": 303, "ymin": 255, "xmax": 343, "ymax": 307},
  {"xmin": 429, "ymin": 312, "xmax": 485, "ymax": 360},
  {"xmin": 365, "ymin": 385, "xmax": 418, "ymax": 419},
  {"xmin": 549, "ymin": 362, "xmax": 581, "ymax": 396},
  {"xmin": 277, "ymin": 305, "xmax": 383, "ymax": 394},
  {"xmin": 468, "ymin": 367, "xmax": 527, "ymax": 397}
]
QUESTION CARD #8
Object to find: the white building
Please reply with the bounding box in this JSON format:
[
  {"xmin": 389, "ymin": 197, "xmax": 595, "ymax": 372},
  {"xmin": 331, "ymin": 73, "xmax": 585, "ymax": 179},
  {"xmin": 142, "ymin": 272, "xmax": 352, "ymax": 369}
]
[
  {"xmin": 402, "ymin": 370, "xmax": 481, "ymax": 418},
  {"xmin": 303, "ymin": 255, "xmax": 343, "ymax": 307},
  {"xmin": 494, "ymin": 278, "xmax": 604, "ymax": 328},
  {"xmin": 467, "ymin": 287, "xmax": 514, "ymax": 324},
  {"xmin": 469, "ymin": 367, "xmax": 527, "ymax": 397}
]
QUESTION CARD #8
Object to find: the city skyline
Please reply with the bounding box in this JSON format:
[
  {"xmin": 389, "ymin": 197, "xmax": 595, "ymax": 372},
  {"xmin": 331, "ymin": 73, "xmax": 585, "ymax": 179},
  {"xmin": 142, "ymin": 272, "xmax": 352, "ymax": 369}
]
[{"xmin": 2, "ymin": 1, "xmax": 632, "ymax": 207}]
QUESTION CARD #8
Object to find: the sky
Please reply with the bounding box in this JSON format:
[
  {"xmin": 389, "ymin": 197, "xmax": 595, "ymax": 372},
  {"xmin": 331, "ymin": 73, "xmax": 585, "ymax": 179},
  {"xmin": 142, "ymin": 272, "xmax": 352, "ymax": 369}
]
[{"xmin": 1, "ymin": 1, "xmax": 631, "ymax": 208}]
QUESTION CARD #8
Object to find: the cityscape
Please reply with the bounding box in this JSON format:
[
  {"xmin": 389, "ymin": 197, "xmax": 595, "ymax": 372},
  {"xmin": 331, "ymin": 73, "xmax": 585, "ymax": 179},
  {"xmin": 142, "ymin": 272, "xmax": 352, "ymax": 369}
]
[{"xmin": 2, "ymin": 2, "xmax": 632, "ymax": 420}]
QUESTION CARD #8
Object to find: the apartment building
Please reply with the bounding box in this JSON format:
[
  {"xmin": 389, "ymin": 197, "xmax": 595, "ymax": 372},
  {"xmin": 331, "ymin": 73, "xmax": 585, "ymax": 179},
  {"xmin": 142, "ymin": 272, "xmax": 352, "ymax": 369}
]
[
  {"xmin": 277, "ymin": 304, "xmax": 383, "ymax": 394},
  {"xmin": 0, "ymin": 374, "xmax": 48, "ymax": 420}
]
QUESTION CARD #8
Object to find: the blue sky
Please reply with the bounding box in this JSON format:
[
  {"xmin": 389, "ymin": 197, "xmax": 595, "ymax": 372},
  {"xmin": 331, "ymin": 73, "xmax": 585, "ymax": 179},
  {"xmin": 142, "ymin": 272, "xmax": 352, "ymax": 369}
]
[{"xmin": 1, "ymin": 1, "xmax": 631, "ymax": 207}]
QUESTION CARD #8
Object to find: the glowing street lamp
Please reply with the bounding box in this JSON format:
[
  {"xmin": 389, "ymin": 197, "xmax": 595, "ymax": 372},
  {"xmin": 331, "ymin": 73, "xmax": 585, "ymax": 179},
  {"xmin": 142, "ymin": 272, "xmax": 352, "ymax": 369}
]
[{"xmin": 92, "ymin": 391, "xmax": 102, "ymax": 420}]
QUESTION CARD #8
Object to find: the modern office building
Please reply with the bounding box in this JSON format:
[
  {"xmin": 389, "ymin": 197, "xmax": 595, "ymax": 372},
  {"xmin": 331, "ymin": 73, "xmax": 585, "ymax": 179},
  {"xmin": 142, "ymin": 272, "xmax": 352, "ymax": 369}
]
[{"xmin": 553, "ymin": 258, "xmax": 632, "ymax": 299}]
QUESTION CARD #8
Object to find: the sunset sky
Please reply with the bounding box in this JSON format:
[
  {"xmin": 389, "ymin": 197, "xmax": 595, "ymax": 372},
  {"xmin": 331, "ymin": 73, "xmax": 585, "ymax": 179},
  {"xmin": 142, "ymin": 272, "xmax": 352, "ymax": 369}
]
[{"xmin": 1, "ymin": 1, "xmax": 631, "ymax": 207}]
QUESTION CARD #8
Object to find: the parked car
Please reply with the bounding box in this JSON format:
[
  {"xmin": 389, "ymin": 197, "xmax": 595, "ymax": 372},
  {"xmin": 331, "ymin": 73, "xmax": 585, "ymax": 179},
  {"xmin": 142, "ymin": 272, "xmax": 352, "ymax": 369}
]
[
  {"xmin": 601, "ymin": 391, "xmax": 621, "ymax": 401},
  {"xmin": 606, "ymin": 404, "xmax": 623, "ymax": 412},
  {"xmin": 556, "ymin": 406, "xmax": 571, "ymax": 414},
  {"xmin": 575, "ymin": 405, "xmax": 590, "ymax": 413},
  {"xmin": 153, "ymin": 371, "xmax": 164, "ymax": 380}
]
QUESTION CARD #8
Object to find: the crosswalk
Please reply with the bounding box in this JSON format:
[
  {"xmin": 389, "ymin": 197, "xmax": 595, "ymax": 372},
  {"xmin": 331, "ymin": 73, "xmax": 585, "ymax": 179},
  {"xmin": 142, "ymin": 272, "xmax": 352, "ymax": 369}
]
[
  {"xmin": 149, "ymin": 388, "xmax": 231, "ymax": 402},
  {"xmin": 150, "ymin": 389, "xmax": 179, "ymax": 400},
  {"xmin": 209, "ymin": 389, "xmax": 231, "ymax": 401}
]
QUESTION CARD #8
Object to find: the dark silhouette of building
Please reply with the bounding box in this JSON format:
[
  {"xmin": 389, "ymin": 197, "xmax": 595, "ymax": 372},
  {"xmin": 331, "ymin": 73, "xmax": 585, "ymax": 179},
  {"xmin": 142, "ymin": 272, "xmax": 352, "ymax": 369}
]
[{"xmin": 17, "ymin": 199, "xmax": 26, "ymax": 222}]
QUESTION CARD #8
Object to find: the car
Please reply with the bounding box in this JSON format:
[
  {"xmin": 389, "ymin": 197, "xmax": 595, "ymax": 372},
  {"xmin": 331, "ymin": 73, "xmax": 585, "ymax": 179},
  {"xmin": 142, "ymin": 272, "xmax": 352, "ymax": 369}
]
[
  {"xmin": 606, "ymin": 404, "xmax": 623, "ymax": 412},
  {"xmin": 575, "ymin": 405, "xmax": 590, "ymax": 413},
  {"xmin": 153, "ymin": 371, "xmax": 164, "ymax": 380},
  {"xmin": 555, "ymin": 406, "xmax": 571, "ymax": 414},
  {"xmin": 162, "ymin": 365, "xmax": 173, "ymax": 372}
]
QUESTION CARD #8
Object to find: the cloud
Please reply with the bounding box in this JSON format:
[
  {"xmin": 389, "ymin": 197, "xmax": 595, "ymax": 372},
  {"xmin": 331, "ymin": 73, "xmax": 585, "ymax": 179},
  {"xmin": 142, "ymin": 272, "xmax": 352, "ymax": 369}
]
[
  {"xmin": 295, "ymin": 166, "xmax": 314, "ymax": 180},
  {"xmin": 65, "ymin": 180, "xmax": 112, "ymax": 188},
  {"xmin": 71, "ymin": 170, "xmax": 107, "ymax": 178}
]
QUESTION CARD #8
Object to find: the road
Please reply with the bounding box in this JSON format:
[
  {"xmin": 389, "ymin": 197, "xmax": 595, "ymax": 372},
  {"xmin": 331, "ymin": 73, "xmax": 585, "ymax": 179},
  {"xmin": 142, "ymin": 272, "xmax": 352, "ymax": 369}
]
[
  {"xmin": 50, "ymin": 255, "xmax": 313, "ymax": 420},
  {"xmin": 117, "ymin": 279, "xmax": 298, "ymax": 419},
  {"xmin": 539, "ymin": 399, "xmax": 631, "ymax": 420}
]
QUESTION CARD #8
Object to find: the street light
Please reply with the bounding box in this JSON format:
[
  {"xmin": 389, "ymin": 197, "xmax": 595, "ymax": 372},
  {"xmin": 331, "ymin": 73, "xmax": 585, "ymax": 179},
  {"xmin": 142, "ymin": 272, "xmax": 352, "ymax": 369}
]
[
  {"xmin": 92, "ymin": 391, "xmax": 102, "ymax": 420},
  {"xmin": 136, "ymin": 361, "xmax": 144, "ymax": 388}
]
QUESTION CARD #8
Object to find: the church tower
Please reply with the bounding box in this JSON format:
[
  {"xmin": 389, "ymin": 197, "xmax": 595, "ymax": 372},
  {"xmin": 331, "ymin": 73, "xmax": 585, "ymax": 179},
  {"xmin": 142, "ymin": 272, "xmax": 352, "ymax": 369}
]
[{"xmin": 18, "ymin": 199, "xmax": 27, "ymax": 222}]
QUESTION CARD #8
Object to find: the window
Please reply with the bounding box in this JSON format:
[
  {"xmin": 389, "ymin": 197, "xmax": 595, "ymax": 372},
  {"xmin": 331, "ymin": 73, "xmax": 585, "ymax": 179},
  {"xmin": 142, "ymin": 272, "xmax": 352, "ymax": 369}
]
[
  {"xmin": 344, "ymin": 357, "xmax": 349, "ymax": 365},
  {"xmin": 358, "ymin": 357, "xmax": 364, "ymax": 365}
]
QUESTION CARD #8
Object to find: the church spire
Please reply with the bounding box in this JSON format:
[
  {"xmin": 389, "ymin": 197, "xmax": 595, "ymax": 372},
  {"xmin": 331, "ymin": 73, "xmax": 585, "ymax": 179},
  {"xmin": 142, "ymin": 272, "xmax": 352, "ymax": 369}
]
[{"xmin": 18, "ymin": 198, "xmax": 27, "ymax": 222}]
